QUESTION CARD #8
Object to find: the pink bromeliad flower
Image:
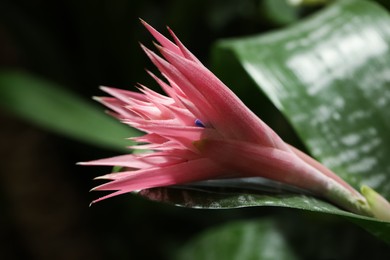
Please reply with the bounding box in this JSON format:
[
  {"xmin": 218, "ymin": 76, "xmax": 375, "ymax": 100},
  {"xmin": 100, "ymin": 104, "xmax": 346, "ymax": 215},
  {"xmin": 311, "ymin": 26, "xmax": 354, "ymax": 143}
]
[{"xmin": 81, "ymin": 20, "xmax": 390, "ymax": 219}]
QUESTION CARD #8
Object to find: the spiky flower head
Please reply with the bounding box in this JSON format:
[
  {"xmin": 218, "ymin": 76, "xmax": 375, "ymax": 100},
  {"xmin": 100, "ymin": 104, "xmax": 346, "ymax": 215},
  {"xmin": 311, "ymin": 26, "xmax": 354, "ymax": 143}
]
[{"xmin": 80, "ymin": 20, "xmax": 390, "ymax": 221}]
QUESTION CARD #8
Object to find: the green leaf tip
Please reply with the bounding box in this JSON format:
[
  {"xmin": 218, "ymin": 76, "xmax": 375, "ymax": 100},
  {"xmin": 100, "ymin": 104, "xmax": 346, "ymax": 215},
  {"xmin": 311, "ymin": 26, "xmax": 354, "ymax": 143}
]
[{"xmin": 361, "ymin": 185, "xmax": 390, "ymax": 222}]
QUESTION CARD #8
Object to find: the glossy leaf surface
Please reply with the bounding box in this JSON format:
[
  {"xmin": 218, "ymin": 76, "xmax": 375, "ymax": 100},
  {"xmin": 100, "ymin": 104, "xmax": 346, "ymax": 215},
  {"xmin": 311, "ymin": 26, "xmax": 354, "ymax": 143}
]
[
  {"xmin": 139, "ymin": 0, "xmax": 390, "ymax": 242},
  {"xmin": 215, "ymin": 0, "xmax": 390, "ymax": 196}
]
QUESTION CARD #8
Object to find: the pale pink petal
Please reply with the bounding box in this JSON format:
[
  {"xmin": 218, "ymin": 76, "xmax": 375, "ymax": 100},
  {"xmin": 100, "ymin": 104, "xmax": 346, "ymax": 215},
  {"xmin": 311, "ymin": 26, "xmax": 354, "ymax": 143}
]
[
  {"xmin": 127, "ymin": 103, "xmax": 165, "ymax": 120},
  {"xmin": 159, "ymin": 46, "xmax": 288, "ymax": 149},
  {"xmin": 79, "ymin": 152, "xmax": 187, "ymax": 169},
  {"xmin": 79, "ymin": 154, "xmax": 153, "ymax": 169},
  {"xmin": 136, "ymin": 124, "xmax": 203, "ymax": 139},
  {"xmin": 164, "ymin": 105, "xmax": 196, "ymax": 126},
  {"xmin": 133, "ymin": 124, "xmax": 206, "ymax": 151},
  {"xmin": 141, "ymin": 44, "xmax": 212, "ymax": 123},
  {"xmin": 148, "ymin": 100, "xmax": 176, "ymax": 120},
  {"xmin": 90, "ymin": 190, "xmax": 131, "ymax": 204},
  {"xmin": 146, "ymin": 69, "xmax": 187, "ymax": 100},
  {"xmin": 137, "ymin": 84, "xmax": 175, "ymax": 106},
  {"xmin": 163, "ymin": 72, "xmax": 187, "ymax": 98},
  {"xmin": 94, "ymin": 170, "xmax": 138, "ymax": 181},
  {"xmin": 288, "ymin": 144, "xmax": 360, "ymax": 196},
  {"xmin": 176, "ymin": 96, "xmax": 205, "ymax": 125},
  {"xmin": 94, "ymin": 97, "xmax": 136, "ymax": 119},
  {"xmin": 129, "ymin": 141, "xmax": 184, "ymax": 151},
  {"xmin": 124, "ymin": 117, "xmax": 183, "ymax": 130},
  {"xmin": 100, "ymin": 86, "xmax": 147, "ymax": 103},
  {"xmin": 91, "ymin": 158, "xmax": 227, "ymax": 203},
  {"xmin": 195, "ymin": 138, "xmax": 330, "ymax": 194},
  {"xmin": 147, "ymin": 70, "xmax": 185, "ymax": 107},
  {"xmin": 130, "ymin": 133, "xmax": 168, "ymax": 144}
]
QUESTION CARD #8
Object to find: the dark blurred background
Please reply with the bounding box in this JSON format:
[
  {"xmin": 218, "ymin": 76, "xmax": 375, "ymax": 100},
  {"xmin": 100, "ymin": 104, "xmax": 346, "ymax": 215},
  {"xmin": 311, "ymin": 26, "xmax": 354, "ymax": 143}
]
[{"xmin": 1, "ymin": 0, "xmax": 389, "ymax": 259}]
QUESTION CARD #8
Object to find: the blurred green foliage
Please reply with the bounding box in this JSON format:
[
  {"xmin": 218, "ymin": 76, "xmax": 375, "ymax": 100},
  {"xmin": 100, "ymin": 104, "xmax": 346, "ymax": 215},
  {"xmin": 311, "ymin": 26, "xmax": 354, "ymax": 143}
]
[{"xmin": 0, "ymin": 71, "xmax": 138, "ymax": 150}]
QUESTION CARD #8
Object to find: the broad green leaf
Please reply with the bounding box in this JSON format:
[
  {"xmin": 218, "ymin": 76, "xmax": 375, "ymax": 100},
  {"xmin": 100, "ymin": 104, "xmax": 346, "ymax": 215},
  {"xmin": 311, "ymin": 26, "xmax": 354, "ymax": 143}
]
[
  {"xmin": 215, "ymin": 0, "xmax": 390, "ymax": 198},
  {"xmin": 139, "ymin": 185, "xmax": 390, "ymax": 243},
  {"xmin": 212, "ymin": 0, "xmax": 390, "ymax": 239},
  {"xmin": 0, "ymin": 71, "xmax": 139, "ymax": 151},
  {"xmin": 138, "ymin": 0, "xmax": 390, "ymax": 243},
  {"xmin": 175, "ymin": 219, "xmax": 298, "ymax": 260}
]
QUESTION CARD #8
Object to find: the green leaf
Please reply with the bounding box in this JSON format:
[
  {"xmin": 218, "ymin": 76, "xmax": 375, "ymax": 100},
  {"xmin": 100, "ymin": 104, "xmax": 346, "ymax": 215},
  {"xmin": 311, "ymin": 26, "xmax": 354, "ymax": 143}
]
[
  {"xmin": 138, "ymin": 0, "xmax": 390, "ymax": 242},
  {"xmin": 175, "ymin": 219, "xmax": 298, "ymax": 260},
  {"xmin": 263, "ymin": 0, "xmax": 300, "ymax": 25},
  {"xmin": 139, "ymin": 185, "xmax": 390, "ymax": 243},
  {"xmin": 0, "ymin": 71, "xmax": 139, "ymax": 151},
  {"xmin": 215, "ymin": 0, "xmax": 390, "ymax": 198},
  {"xmin": 212, "ymin": 0, "xmax": 390, "ymax": 239}
]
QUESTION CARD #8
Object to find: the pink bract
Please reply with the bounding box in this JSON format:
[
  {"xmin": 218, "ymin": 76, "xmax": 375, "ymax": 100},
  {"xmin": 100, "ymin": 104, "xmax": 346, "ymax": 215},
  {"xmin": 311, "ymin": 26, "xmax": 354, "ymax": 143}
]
[{"xmin": 80, "ymin": 20, "xmax": 359, "ymax": 206}]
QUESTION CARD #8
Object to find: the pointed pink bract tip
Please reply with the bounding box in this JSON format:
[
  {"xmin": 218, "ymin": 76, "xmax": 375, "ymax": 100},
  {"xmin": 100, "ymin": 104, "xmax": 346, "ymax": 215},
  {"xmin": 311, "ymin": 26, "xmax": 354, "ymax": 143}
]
[
  {"xmin": 166, "ymin": 26, "xmax": 177, "ymax": 40},
  {"xmin": 139, "ymin": 43, "xmax": 151, "ymax": 54},
  {"xmin": 152, "ymin": 41, "xmax": 163, "ymax": 49},
  {"xmin": 139, "ymin": 18, "xmax": 152, "ymax": 28},
  {"xmin": 99, "ymin": 85, "xmax": 110, "ymax": 91},
  {"xmin": 92, "ymin": 96, "xmax": 103, "ymax": 102}
]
